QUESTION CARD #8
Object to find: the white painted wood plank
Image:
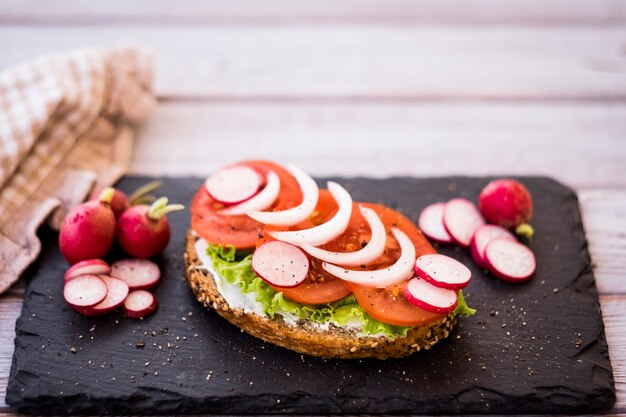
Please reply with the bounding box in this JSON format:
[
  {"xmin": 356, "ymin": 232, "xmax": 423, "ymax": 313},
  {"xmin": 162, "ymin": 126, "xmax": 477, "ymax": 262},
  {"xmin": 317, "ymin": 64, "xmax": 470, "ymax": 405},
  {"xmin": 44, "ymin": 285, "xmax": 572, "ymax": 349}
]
[
  {"xmin": 0, "ymin": 295, "xmax": 21, "ymax": 411},
  {"xmin": 131, "ymin": 102, "xmax": 626, "ymax": 189},
  {"xmin": 580, "ymin": 191, "xmax": 626, "ymax": 295},
  {"xmin": 1, "ymin": 0, "xmax": 625, "ymax": 25},
  {"xmin": 0, "ymin": 26, "xmax": 624, "ymax": 99}
]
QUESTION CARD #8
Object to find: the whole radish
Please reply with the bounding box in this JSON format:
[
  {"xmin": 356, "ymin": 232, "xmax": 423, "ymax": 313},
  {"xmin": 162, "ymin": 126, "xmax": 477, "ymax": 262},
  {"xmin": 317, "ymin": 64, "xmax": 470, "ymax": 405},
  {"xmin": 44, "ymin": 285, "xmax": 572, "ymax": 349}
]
[
  {"xmin": 59, "ymin": 188, "xmax": 117, "ymax": 264},
  {"xmin": 478, "ymin": 179, "xmax": 534, "ymax": 238},
  {"xmin": 117, "ymin": 197, "xmax": 184, "ymax": 258},
  {"xmin": 90, "ymin": 180, "xmax": 162, "ymax": 219}
]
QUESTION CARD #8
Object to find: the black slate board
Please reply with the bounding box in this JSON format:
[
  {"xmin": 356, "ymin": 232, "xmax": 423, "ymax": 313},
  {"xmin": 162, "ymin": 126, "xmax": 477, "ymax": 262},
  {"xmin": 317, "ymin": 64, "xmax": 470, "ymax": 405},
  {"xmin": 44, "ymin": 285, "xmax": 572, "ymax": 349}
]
[{"xmin": 6, "ymin": 176, "xmax": 615, "ymax": 415}]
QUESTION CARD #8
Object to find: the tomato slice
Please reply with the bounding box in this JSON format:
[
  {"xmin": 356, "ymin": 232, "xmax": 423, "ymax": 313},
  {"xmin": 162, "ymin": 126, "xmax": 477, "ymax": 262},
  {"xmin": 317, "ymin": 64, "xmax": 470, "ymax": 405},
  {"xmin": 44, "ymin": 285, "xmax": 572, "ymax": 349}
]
[
  {"xmin": 191, "ymin": 160, "xmax": 301, "ymax": 250},
  {"xmin": 341, "ymin": 203, "xmax": 445, "ymax": 327},
  {"xmin": 258, "ymin": 190, "xmax": 351, "ymax": 304}
]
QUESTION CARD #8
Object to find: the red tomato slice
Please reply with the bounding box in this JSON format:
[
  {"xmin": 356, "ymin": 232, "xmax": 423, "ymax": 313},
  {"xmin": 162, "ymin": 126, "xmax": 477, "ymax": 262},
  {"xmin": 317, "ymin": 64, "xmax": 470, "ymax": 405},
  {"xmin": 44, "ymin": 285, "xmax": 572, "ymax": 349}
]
[
  {"xmin": 342, "ymin": 203, "xmax": 445, "ymax": 327},
  {"xmin": 191, "ymin": 161, "xmax": 301, "ymax": 250},
  {"xmin": 258, "ymin": 190, "xmax": 351, "ymax": 304}
]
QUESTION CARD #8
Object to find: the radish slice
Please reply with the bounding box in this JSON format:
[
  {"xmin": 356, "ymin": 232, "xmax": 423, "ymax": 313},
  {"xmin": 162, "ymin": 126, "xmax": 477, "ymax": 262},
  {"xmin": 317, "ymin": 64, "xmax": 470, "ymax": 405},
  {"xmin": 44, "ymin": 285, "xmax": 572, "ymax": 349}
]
[
  {"xmin": 404, "ymin": 277, "xmax": 458, "ymax": 314},
  {"xmin": 470, "ymin": 224, "xmax": 516, "ymax": 268},
  {"xmin": 205, "ymin": 165, "xmax": 262, "ymax": 205},
  {"xmin": 124, "ymin": 290, "xmax": 158, "ymax": 318},
  {"xmin": 414, "ymin": 254, "xmax": 471, "ymax": 290},
  {"xmin": 111, "ymin": 259, "xmax": 161, "ymax": 290},
  {"xmin": 419, "ymin": 202, "xmax": 453, "ymax": 243},
  {"xmin": 268, "ymin": 181, "xmax": 352, "ymax": 246},
  {"xmin": 300, "ymin": 205, "xmax": 386, "ymax": 267},
  {"xmin": 321, "ymin": 227, "xmax": 415, "ymax": 288},
  {"xmin": 247, "ymin": 164, "xmax": 319, "ymax": 226},
  {"xmin": 63, "ymin": 274, "xmax": 108, "ymax": 308},
  {"xmin": 485, "ymin": 238, "xmax": 536, "ymax": 283},
  {"xmin": 78, "ymin": 276, "xmax": 130, "ymax": 316},
  {"xmin": 443, "ymin": 198, "xmax": 485, "ymax": 247},
  {"xmin": 251, "ymin": 241, "xmax": 309, "ymax": 288},
  {"xmin": 220, "ymin": 171, "xmax": 281, "ymax": 216},
  {"xmin": 64, "ymin": 259, "xmax": 111, "ymax": 282}
]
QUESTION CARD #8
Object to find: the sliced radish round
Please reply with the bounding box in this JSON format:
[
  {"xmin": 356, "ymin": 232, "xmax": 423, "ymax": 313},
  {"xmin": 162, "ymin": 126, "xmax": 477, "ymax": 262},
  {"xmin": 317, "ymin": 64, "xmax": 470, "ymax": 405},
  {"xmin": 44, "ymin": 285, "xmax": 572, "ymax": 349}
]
[
  {"xmin": 247, "ymin": 164, "xmax": 319, "ymax": 226},
  {"xmin": 321, "ymin": 227, "xmax": 414, "ymax": 288},
  {"xmin": 205, "ymin": 165, "xmax": 262, "ymax": 205},
  {"xmin": 485, "ymin": 238, "xmax": 536, "ymax": 283},
  {"xmin": 78, "ymin": 276, "xmax": 130, "ymax": 316},
  {"xmin": 419, "ymin": 202, "xmax": 453, "ymax": 244},
  {"xmin": 123, "ymin": 290, "xmax": 158, "ymax": 318},
  {"xmin": 404, "ymin": 277, "xmax": 458, "ymax": 314},
  {"xmin": 268, "ymin": 181, "xmax": 352, "ymax": 246},
  {"xmin": 251, "ymin": 241, "xmax": 309, "ymax": 288},
  {"xmin": 63, "ymin": 274, "xmax": 108, "ymax": 308},
  {"xmin": 443, "ymin": 198, "xmax": 485, "ymax": 247},
  {"xmin": 300, "ymin": 205, "xmax": 386, "ymax": 267},
  {"xmin": 111, "ymin": 259, "xmax": 161, "ymax": 290},
  {"xmin": 414, "ymin": 254, "xmax": 471, "ymax": 290},
  {"xmin": 64, "ymin": 259, "xmax": 111, "ymax": 282},
  {"xmin": 470, "ymin": 224, "xmax": 516, "ymax": 268},
  {"xmin": 220, "ymin": 171, "xmax": 281, "ymax": 216}
]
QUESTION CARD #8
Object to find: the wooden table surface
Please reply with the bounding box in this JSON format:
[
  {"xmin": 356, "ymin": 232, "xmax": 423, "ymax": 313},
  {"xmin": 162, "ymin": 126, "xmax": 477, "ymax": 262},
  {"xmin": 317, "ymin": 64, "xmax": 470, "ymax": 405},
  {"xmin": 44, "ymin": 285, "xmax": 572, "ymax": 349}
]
[{"xmin": 1, "ymin": 0, "xmax": 625, "ymax": 415}]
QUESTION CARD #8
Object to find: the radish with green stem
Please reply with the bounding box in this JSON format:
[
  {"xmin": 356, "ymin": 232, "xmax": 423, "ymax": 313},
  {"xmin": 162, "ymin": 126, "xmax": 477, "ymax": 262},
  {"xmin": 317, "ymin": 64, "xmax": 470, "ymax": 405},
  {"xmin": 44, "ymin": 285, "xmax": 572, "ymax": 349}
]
[
  {"xmin": 117, "ymin": 197, "xmax": 184, "ymax": 258},
  {"xmin": 479, "ymin": 179, "xmax": 534, "ymax": 238},
  {"xmin": 90, "ymin": 180, "xmax": 163, "ymax": 219},
  {"xmin": 59, "ymin": 188, "xmax": 117, "ymax": 264}
]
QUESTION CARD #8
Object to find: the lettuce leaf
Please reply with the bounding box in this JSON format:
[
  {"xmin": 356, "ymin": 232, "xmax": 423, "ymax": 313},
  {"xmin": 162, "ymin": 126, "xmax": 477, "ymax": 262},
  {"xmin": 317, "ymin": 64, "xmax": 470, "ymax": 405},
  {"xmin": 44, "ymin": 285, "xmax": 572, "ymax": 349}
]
[{"xmin": 206, "ymin": 244, "xmax": 474, "ymax": 337}]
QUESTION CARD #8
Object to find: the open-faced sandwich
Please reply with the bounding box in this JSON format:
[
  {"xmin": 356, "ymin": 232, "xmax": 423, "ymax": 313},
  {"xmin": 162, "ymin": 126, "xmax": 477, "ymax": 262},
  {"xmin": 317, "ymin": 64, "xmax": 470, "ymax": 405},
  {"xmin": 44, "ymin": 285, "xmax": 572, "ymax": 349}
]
[{"xmin": 184, "ymin": 160, "xmax": 475, "ymax": 359}]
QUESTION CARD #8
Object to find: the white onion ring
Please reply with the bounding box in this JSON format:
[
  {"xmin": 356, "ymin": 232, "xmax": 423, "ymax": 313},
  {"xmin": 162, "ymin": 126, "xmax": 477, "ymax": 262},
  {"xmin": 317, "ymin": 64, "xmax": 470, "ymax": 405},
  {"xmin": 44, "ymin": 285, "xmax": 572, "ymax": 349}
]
[
  {"xmin": 321, "ymin": 227, "xmax": 415, "ymax": 288},
  {"xmin": 300, "ymin": 205, "xmax": 386, "ymax": 267},
  {"xmin": 220, "ymin": 171, "xmax": 280, "ymax": 216},
  {"xmin": 268, "ymin": 181, "xmax": 352, "ymax": 246},
  {"xmin": 247, "ymin": 164, "xmax": 319, "ymax": 226}
]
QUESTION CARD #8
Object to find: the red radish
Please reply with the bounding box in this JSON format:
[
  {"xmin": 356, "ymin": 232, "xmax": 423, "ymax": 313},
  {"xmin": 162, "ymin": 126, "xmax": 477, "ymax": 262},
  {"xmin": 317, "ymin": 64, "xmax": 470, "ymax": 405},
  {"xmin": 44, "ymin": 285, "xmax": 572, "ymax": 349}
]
[
  {"xmin": 116, "ymin": 197, "xmax": 184, "ymax": 258},
  {"xmin": 77, "ymin": 276, "xmax": 129, "ymax": 316},
  {"xmin": 90, "ymin": 180, "xmax": 163, "ymax": 219},
  {"xmin": 418, "ymin": 202, "xmax": 453, "ymax": 244},
  {"xmin": 479, "ymin": 179, "xmax": 534, "ymax": 237},
  {"xmin": 484, "ymin": 238, "xmax": 536, "ymax": 283},
  {"xmin": 414, "ymin": 254, "xmax": 471, "ymax": 290},
  {"xmin": 63, "ymin": 274, "xmax": 108, "ymax": 308},
  {"xmin": 123, "ymin": 290, "xmax": 158, "ymax": 318},
  {"xmin": 205, "ymin": 165, "xmax": 262, "ymax": 205},
  {"xmin": 251, "ymin": 241, "xmax": 309, "ymax": 288},
  {"xmin": 64, "ymin": 259, "xmax": 111, "ymax": 282},
  {"xmin": 403, "ymin": 277, "xmax": 458, "ymax": 314},
  {"xmin": 111, "ymin": 259, "xmax": 161, "ymax": 290},
  {"xmin": 443, "ymin": 198, "xmax": 485, "ymax": 247},
  {"xmin": 59, "ymin": 188, "xmax": 117, "ymax": 264},
  {"xmin": 470, "ymin": 224, "xmax": 516, "ymax": 268}
]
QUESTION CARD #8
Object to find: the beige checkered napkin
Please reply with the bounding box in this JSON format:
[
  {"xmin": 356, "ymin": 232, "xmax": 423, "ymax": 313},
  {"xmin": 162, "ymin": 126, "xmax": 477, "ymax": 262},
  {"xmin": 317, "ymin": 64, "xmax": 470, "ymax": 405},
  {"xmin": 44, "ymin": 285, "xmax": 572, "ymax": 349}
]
[{"xmin": 0, "ymin": 46, "xmax": 156, "ymax": 294}]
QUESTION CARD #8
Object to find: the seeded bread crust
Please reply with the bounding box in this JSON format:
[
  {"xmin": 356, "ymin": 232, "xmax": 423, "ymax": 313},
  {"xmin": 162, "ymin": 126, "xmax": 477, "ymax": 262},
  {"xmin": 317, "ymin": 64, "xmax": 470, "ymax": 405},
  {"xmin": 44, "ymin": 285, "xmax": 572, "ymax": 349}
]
[{"xmin": 184, "ymin": 231, "xmax": 457, "ymax": 359}]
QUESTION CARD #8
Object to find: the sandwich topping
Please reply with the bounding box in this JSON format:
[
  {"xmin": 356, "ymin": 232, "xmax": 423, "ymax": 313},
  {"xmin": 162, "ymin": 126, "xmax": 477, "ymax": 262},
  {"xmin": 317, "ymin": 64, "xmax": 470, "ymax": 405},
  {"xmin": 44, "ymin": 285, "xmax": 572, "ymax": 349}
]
[{"xmin": 192, "ymin": 160, "xmax": 476, "ymax": 337}]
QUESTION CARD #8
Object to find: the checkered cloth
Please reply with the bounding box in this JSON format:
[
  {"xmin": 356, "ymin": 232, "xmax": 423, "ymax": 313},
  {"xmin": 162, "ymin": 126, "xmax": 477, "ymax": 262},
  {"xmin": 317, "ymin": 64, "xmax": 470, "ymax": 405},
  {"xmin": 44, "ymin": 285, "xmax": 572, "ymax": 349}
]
[{"xmin": 0, "ymin": 47, "xmax": 156, "ymax": 294}]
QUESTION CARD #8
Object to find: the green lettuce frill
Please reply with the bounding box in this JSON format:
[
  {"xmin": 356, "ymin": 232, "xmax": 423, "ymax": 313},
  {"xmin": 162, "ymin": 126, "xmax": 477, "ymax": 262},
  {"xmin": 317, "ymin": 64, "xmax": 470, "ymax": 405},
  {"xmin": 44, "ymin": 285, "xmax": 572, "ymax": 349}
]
[{"xmin": 206, "ymin": 245, "xmax": 475, "ymax": 337}]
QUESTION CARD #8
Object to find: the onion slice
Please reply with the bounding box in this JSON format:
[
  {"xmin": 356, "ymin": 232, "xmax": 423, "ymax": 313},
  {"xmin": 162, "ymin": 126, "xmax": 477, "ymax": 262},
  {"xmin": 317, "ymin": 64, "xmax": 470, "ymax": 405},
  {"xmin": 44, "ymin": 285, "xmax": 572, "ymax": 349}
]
[
  {"xmin": 300, "ymin": 205, "xmax": 386, "ymax": 267},
  {"xmin": 321, "ymin": 227, "xmax": 415, "ymax": 288},
  {"xmin": 220, "ymin": 171, "xmax": 281, "ymax": 216},
  {"xmin": 247, "ymin": 164, "xmax": 319, "ymax": 226},
  {"xmin": 268, "ymin": 181, "xmax": 352, "ymax": 246}
]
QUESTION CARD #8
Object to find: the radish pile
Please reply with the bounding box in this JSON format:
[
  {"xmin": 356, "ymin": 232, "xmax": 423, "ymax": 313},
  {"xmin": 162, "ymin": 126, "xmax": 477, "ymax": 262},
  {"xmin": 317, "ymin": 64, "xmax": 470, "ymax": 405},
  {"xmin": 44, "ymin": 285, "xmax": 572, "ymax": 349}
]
[
  {"xmin": 418, "ymin": 179, "xmax": 537, "ymax": 283},
  {"xmin": 63, "ymin": 258, "xmax": 160, "ymax": 318},
  {"xmin": 60, "ymin": 182, "xmax": 184, "ymax": 264},
  {"xmin": 59, "ymin": 181, "xmax": 182, "ymax": 319}
]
